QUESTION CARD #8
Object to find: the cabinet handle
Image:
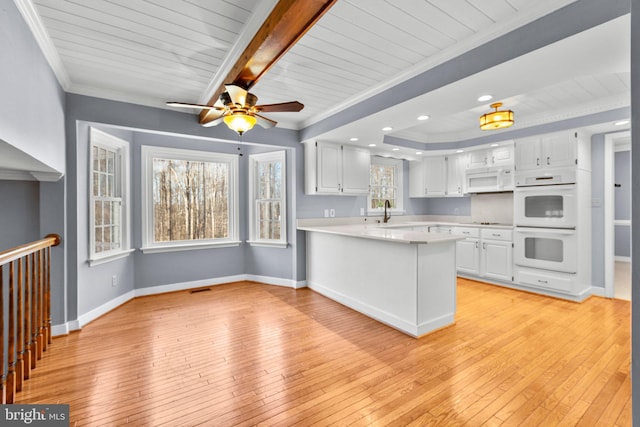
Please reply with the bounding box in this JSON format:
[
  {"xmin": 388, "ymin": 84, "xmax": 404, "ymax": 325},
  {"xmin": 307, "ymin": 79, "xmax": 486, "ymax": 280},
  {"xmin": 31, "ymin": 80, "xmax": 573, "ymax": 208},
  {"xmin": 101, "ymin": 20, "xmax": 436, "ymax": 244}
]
[
  {"xmin": 458, "ymin": 186, "xmax": 461, "ymax": 193},
  {"xmin": 492, "ymin": 156, "xmax": 495, "ymax": 164},
  {"xmin": 492, "ymin": 233, "xmax": 500, "ymax": 237},
  {"xmin": 463, "ymin": 231, "xmax": 470, "ymax": 235},
  {"xmin": 483, "ymin": 242, "xmax": 486, "ymax": 249},
  {"xmin": 484, "ymin": 157, "xmax": 488, "ymax": 164},
  {"xmin": 538, "ymin": 279, "xmax": 548, "ymax": 284},
  {"xmin": 475, "ymin": 241, "xmax": 479, "ymax": 249},
  {"xmin": 425, "ymin": 188, "xmax": 428, "ymax": 195},
  {"xmin": 536, "ymin": 158, "xmax": 540, "ymax": 166},
  {"xmin": 546, "ymin": 156, "xmax": 550, "ymax": 166}
]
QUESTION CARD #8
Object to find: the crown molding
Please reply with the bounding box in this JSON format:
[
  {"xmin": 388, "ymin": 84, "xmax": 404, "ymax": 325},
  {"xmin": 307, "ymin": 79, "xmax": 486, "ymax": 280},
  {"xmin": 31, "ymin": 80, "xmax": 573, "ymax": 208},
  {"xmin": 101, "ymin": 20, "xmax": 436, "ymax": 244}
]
[{"xmin": 13, "ymin": 0, "xmax": 70, "ymax": 90}]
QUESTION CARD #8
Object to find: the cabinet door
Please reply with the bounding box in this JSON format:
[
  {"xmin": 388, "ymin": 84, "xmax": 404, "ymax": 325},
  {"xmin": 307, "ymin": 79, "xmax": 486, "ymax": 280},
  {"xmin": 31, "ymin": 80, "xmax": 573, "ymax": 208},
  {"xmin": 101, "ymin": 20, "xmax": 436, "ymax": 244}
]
[
  {"xmin": 316, "ymin": 142, "xmax": 342, "ymax": 193},
  {"xmin": 446, "ymin": 154, "xmax": 465, "ymax": 196},
  {"xmin": 423, "ymin": 156, "xmax": 447, "ymax": 196},
  {"xmin": 342, "ymin": 146, "xmax": 371, "ymax": 194},
  {"xmin": 467, "ymin": 149, "xmax": 489, "ymax": 169},
  {"xmin": 490, "ymin": 145, "xmax": 514, "ymax": 167},
  {"xmin": 541, "ymin": 133, "xmax": 576, "ymax": 168},
  {"xmin": 456, "ymin": 238, "xmax": 480, "ymax": 275},
  {"xmin": 409, "ymin": 160, "xmax": 426, "ymax": 197},
  {"xmin": 481, "ymin": 240, "xmax": 513, "ymax": 281},
  {"xmin": 515, "ymin": 137, "xmax": 541, "ymax": 171}
]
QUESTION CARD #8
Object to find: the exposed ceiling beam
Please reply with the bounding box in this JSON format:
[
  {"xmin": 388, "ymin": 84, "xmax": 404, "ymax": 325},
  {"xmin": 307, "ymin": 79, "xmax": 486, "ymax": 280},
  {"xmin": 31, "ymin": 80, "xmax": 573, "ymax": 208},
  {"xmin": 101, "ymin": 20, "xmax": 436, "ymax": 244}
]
[{"xmin": 199, "ymin": 0, "xmax": 337, "ymax": 126}]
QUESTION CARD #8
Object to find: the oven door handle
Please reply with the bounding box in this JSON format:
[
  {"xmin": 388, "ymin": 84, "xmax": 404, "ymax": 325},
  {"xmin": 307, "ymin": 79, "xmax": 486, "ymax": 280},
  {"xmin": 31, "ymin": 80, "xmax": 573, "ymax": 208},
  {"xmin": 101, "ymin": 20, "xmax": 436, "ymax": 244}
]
[{"xmin": 515, "ymin": 227, "xmax": 576, "ymax": 235}]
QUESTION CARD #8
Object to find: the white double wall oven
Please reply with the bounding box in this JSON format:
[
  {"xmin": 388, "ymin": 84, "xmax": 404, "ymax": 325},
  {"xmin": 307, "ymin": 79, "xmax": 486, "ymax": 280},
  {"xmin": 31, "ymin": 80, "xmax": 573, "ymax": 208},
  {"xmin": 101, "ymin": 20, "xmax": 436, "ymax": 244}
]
[{"xmin": 512, "ymin": 130, "xmax": 591, "ymax": 300}]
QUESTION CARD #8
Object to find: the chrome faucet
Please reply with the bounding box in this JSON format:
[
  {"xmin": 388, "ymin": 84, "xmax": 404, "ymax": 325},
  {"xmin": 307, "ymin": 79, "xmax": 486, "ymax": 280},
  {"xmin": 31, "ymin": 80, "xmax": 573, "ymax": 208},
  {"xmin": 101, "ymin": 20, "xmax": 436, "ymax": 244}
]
[{"xmin": 383, "ymin": 199, "xmax": 391, "ymax": 223}]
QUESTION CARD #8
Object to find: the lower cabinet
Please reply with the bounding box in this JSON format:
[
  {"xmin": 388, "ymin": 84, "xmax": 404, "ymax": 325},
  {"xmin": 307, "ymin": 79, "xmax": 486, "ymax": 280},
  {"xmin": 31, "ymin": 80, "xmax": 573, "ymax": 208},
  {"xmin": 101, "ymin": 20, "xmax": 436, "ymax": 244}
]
[
  {"xmin": 479, "ymin": 229, "xmax": 513, "ymax": 282},
  {"xmin": 514, "ymin": 266, "xmax": 574, "ymax": 293},
  {"xmin": 453, "ymin": 227, "xmax": 513, "ymax": 282},
  {"xmin": 452, "ymin": 227, "xmax": 480, "ymax": 275}
]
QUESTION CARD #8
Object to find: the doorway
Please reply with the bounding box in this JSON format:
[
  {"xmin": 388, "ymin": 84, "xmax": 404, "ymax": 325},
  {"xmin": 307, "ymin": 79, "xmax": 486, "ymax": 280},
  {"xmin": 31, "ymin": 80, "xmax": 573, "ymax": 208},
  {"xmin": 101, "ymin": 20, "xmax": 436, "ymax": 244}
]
[{"xmin": 604, "ymin": 130, "xmax": 631, "ymax": 300}]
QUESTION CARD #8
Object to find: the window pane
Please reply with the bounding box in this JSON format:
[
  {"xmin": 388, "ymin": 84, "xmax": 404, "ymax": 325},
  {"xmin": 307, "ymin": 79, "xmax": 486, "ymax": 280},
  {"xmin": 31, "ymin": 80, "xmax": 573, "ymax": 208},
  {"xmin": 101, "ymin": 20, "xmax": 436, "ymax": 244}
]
[
  {"xmin": 370, "ymin": 162, "xmax": 397, "ymax": 209},
  {"xmin": 152, "ymin": 158, "xmax": 229, "ymax": 242},
  {"xmin": 95, "ymin": 227, "xmax": 103, "ymax": 253},
  {"xmin": 95, "ymin": 201, "xmax": 103, "ymax": 226}
]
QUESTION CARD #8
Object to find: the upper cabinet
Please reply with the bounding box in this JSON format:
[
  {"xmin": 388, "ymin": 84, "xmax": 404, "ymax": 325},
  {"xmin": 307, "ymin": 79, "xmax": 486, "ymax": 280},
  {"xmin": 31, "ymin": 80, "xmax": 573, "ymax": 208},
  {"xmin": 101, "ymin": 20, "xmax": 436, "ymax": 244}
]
[
  {"xmin": 410, "ymin": 155, "xmax": 447, "ymax": 197},
  {"xmin": 305, "ymin": 141, "xmax": 371, "ymax": 195},
  {"xmin": 467, "ymin": 144, "xmax": 514, "ymax": 170},
  {"xmin": 515, "ymin": 132, "xmax": 578, "ymax": 172},
  {"xmin": 446, "ymin": 153, "xmax": 466, "ymax": 196}
]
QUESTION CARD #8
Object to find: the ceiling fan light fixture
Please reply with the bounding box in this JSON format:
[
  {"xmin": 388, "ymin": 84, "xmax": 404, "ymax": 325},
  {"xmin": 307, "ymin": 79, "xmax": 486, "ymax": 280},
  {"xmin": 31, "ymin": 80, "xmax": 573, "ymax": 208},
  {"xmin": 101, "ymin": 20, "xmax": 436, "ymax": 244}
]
[
  {"xmin": 224, "ymin": 113, "xmax": 257, "ymax": 135},
  {"xmin": 480, "ymin": 102, "xmax": 514, "ymax": 130}
]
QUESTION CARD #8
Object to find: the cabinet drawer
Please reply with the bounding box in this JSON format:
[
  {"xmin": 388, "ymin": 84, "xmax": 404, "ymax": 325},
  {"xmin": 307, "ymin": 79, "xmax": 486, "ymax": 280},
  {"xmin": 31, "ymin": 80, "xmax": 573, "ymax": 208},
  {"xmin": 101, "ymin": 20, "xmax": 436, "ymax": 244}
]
[
  {"xmin": 515, "ymin": 267, "xmax": 574, "ymax": 293},
  {"xmin": 480, "ymin": 228, "xmax": 513, "ymax": 241},
  {"xmin": 451, "ymin": 227, "xmax": 480, "ymax": 238}
]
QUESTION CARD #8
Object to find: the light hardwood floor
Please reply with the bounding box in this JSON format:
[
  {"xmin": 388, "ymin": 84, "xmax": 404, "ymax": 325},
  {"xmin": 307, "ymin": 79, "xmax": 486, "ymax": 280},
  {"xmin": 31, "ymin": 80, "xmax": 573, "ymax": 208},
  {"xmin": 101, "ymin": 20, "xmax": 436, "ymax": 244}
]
[{"xmin": 16, "ymin": 279, "xmax": 630, "ymax": 426}]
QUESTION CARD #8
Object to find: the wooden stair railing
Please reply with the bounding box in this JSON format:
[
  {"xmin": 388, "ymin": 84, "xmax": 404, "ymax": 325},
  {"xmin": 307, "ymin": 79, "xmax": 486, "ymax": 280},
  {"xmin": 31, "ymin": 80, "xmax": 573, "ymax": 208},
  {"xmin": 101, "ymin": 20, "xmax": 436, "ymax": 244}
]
[{"xmin": 0, "ymin": 234, "xmax": 61, "ymax": 404}]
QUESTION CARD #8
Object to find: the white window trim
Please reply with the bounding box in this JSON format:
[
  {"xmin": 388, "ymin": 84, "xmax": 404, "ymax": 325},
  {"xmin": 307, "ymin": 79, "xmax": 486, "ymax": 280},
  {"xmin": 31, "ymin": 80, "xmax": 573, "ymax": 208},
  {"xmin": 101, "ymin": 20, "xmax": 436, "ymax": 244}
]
[
  {"xmin": 140, "ymin": 145, "xmax": 240, "ymax": 253},
  {"xmin": 247, "ymin": 150, "xmax": 288, "ymax": 248},
  {"xmin": 88, "ymin": 127, "xmax": 132, "ymax": 266},
  {"xmin": 368, "ymin": 156, "xmax": 405, "ymax": 216}
]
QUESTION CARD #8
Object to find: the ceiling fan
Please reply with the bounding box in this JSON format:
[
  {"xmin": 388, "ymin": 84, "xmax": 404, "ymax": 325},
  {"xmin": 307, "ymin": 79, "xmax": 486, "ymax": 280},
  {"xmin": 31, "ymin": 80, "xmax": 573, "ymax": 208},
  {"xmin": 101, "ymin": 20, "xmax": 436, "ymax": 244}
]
[{"xmin": 167, "ymin": 84, "xmax": 304, "ymax": 135}]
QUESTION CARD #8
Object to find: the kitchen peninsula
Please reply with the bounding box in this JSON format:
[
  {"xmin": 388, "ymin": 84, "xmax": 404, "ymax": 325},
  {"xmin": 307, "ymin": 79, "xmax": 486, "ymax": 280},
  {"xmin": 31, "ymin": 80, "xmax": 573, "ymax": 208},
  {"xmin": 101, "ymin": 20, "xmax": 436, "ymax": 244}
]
[{"xmin": 298, "ymin": 221, "xmax": 463, "ymax": 337}]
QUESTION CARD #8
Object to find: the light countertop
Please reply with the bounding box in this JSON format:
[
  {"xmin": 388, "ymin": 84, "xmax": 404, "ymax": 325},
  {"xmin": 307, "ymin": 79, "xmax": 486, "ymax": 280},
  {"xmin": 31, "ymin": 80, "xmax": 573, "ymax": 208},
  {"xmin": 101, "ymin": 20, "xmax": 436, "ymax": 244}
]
[
  {"xmin": 296, "ymin": 223, "xmax": 462, "ymax": 244},
  {"xmin": 297, "ymin": 220, "xmax": 513, "ymax": 244}
]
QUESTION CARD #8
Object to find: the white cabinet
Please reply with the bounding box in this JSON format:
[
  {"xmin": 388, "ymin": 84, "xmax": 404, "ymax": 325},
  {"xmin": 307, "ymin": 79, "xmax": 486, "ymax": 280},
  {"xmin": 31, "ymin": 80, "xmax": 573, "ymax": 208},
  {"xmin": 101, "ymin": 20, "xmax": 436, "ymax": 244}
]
[
  {"xmin": 452, "ymin": 227, "xmax": 480, "ymax": 275},
  {"xmin": 305, "ymin": 141, "xmax": 371, "ymax": 195},
  {"xmin": 446, "ymin": 154, "xmax": 466, "ymax": 196},
  {"xmin": 480, "ymin": 229, "xmax": 513, "ymax": 282},
  {"xmin": 452, "ymin": 226, "xmax": 513, "ymax": 282},
  {"xmin": 515, "ymin": 132, "xmax": 577, "ymax": 172},
  {"xmin": 409, "ymin": 156, "xmax": 446, "ymax": 197},
  {"xmin": 467, "ymin": 144, "xmax": 514, "ymax": 170},
  {"xmin": 342, "ymin": 145, "xmax": 371, "ymax": 193}
]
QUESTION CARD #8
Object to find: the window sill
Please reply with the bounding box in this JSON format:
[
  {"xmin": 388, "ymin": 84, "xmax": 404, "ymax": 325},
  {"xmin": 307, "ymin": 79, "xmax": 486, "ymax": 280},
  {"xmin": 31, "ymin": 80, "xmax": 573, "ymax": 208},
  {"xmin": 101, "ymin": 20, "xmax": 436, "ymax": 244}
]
[
  {"xmin": 89, "ymin": 248, "xmax": 135, "ymax": 267},
  {"xmin": 246, "ymin": 240, "xmax": 288, "ymax": 248},
  {"xmin": 140, "ymin": 241, "xmax": 241, "ymax": 254}
]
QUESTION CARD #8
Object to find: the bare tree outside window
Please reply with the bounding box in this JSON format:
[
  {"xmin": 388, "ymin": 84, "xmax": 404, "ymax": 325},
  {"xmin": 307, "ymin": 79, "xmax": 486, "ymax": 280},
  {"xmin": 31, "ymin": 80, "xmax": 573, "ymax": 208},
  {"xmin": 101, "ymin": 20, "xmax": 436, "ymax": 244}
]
[
  {"xmin": 256, "ymin": 160, "xmax": 282, "ymax": 240},
  {"xmin": 152, "ymin": 158, "xmax": 229, "ymax": 242},
  {"xmin": 370, "ymin": 163, "xmax": 397, "ymax": 209},
  {"xmin": 249, "ymin": 150, "xmax": 287, "ymax": 247}
]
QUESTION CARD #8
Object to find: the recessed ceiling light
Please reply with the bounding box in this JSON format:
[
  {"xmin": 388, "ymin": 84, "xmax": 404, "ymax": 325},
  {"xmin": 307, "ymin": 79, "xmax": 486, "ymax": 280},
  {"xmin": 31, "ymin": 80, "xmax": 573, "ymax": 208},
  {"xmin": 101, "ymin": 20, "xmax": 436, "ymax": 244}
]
[
  {"xmin": 615, "ymin": 120, "xmax": 630, "ymax": 126},
  {"xmin": 490, "ymin": 143, "xmax": 499, "ymax": 147},
  {"xmin": 350, "ymin": 137, "xmax": 359, "ymax": 141},
  {"xmin": 392, "ymin": 148, "xmax": 399, "ymax": 151},
  {"xmin": 416, "ymin": 151, "xmax": 423, "ymax": 155},
  {"xmin": 382, "ymin": 126, "xmax": 393, "ymax": 131},
  {"xmin": 456, "ymin": 150, "xmax": 464, "ymax": 153},
  {"xmin": 478, "ymin": 95, "xmax": 493, "ymax": 102},
  {"xmin": 368, "ymin": 143, "xmax": 376, "ymax": 147},
  {"xmin": 417, "ymin": 115, "xmax": 430, "ymax": 121}
]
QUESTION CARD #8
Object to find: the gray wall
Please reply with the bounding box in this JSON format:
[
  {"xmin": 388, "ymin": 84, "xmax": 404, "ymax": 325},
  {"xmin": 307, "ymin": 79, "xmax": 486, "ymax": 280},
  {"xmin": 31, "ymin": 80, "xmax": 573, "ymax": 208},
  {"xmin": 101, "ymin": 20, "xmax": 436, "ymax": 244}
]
[
  {"xmin": 631, "ymin": 0, "xmax": 639, "ymax": 422},
  {"xmin": 0, "ymin": 0, "xmax": 66, "ymax": 326},
  {"xmin": 0, "ymin": 0, "xmax": 65, "ymax": 174}
]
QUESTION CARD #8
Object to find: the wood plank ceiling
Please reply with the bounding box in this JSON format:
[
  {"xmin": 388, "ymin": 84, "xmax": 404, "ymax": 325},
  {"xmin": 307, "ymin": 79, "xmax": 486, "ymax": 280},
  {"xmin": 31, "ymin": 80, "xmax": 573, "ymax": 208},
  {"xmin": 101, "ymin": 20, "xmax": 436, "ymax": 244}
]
[{"xmin": 27, "ymin": 0, "xmax": 630, "ymax": 147}]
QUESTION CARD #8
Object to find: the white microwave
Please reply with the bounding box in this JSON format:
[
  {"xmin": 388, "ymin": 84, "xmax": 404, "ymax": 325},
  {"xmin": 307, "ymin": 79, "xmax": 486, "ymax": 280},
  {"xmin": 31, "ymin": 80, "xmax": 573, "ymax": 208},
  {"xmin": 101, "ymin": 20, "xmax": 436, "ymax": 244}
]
[
  {"xmin": 514, "ymin": 184, "xmax": 577, "ymax": 229},
  {"xmin": 465, "ymin": 168, "xmax": 513, "ymax": 193}
]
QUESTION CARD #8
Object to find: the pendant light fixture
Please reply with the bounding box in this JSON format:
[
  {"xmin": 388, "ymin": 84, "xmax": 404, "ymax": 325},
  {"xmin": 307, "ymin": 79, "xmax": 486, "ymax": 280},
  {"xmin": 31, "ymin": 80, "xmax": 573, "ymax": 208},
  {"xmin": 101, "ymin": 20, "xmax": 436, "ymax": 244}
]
[
  {"xmin": 479, "ymin": 102, "xmax": 514, "ymax": 130},
  {"xmin": 223, "ymin": 112, "xmax": 257, "ymax": 135}
]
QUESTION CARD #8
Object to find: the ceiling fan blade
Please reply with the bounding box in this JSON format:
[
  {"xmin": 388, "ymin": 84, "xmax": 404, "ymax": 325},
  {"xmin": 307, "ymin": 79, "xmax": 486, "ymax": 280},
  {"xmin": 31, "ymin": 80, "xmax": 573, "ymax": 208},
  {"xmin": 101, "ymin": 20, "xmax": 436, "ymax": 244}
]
[
  {"xmin": 166, "ymin": 101, "xmax": 222, "ymax": 110},
  {"xmin": 245, "ymin": 92, "xmax": 258, "ymax": 108},
  {"xmin": 201, "ymin": 114, "xmax": 227, "ymax": 128},
  {"xmin": 254, "ymin": 113, "xmax": 277, "ymax": 129},
  {"xmin": 224, "ymin": 84, "xmax": 248, "ymax": 107},
  {"xmin": 255, "ymin": 101, "xmax": 304, "ymax": 112}
]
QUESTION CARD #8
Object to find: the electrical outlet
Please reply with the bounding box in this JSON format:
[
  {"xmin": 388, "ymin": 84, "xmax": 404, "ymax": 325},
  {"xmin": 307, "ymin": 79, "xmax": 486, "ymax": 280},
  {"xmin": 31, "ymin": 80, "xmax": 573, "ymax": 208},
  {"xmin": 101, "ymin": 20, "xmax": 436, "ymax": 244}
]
[
  {"xmin": 112, "ymin": 275, "xmax": 117, "ymax": 287},
  {"xmin": 329, "ymin": 208, "xmax": 336, "ymax": 218},
  {"xmin": 324, "ymin": 209, "xmax": 329, "ymax": 218},
  {"xmin": 360, "ymin": 207, "xmax": 365, "ymax": 216}
]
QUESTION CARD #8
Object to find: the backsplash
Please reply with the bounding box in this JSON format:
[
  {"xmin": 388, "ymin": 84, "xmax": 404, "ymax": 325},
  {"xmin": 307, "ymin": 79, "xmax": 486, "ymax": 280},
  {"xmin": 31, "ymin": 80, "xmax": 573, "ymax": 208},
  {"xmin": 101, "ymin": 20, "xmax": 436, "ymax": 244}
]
[{"xmin": 471, "ymin": 192, "xmax": 514, "ymax": 224}]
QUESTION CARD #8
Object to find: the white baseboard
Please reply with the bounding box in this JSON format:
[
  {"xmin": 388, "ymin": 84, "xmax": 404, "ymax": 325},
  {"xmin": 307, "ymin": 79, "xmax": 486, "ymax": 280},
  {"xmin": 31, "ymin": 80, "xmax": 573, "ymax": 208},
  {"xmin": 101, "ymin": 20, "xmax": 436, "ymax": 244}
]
[
  {"xmin": 589, "ymin": 286, "xmax": 607, "ymax": 297},
  {"xmin": 52, "ymin": 274, "xmax": 303, "ymax": 336}
]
